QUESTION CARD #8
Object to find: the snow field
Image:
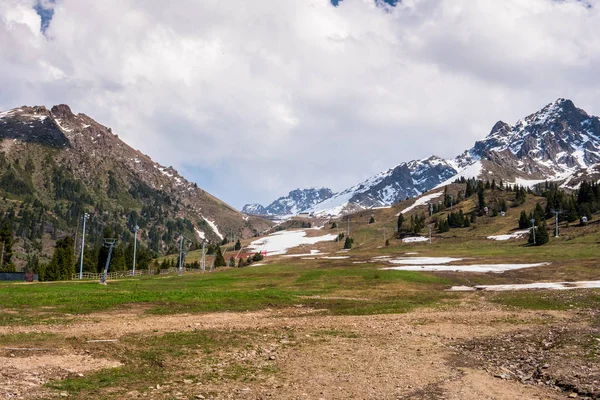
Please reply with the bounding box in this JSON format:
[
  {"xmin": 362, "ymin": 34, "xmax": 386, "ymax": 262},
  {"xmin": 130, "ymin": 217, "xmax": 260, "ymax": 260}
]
[
  {"xmin": 402, "ymin": 236, "xmax": 429, "ymax": 243},
  {"xmin": 397, "ymin": 191, "xmax": 444, "ymax": 215},
  {"xmin": 381, "ymin": 263, "xmax": 549, "ymax": 273},
  {"xmin": 487, "ymin": 230, "xmax": 530, "ymax": 241},
  {"xmin": 248, "ymin": 229, "xmax": 337, "ymax": 256},
  {"xmin": 450, "ymin": 280, "xmax": 600, "ymax": 291}
]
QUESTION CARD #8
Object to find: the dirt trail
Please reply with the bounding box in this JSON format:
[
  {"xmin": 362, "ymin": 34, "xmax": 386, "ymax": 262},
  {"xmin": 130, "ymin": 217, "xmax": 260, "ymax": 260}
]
[{"xmin": 0, "ymin": 302, "xmax": 581, "ymax": 399}]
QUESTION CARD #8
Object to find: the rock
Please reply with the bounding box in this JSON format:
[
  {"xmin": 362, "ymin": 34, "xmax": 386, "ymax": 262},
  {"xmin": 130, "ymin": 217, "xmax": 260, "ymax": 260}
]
[
  {"xmin": 195, "ymin": 395, "xmax": 205, "ymax": 399},
  {"xmin": 183, "ymin": 379, "xmax": 193, "ymax": 384},
  {"xmin": 269, "ymin": 355, "xmax": 276, "ymax": 360},
  {"xmin": 568, "ymin": 393, "xmax": 578, "ymax": 398}
]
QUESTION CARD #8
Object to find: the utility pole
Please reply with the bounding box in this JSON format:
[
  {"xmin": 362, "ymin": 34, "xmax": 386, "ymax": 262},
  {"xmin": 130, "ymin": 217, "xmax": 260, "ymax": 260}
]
[
  {"xmin": 132, "ymin": 225, "xmax": 139, "ymax": 276},
  {"xmin": 79, "ymin": 213, "xmax": 88, "ymax": 280},
  {"xmin": 429, "ymin": 203, "xmax": 433, "ymax": 216},
  {"xmin": 74, "ymin": 215, "xmax": 80, "ymax": 260},
  {"xmin": 100, "ymin": 239, "xmax": 116, "ymax": 285},
  {"xmin": 347, "ymin": 217, "xmax": 350, "ymax": 237},
  {"xmin": 178, "ymin": 235, "xmax": 184, "ymax": 275},
  {"xmin": 530, "ymin": 218, "xmax": 536, "ymax": 245},
  {"xmin": 179, "ymin": 251, "xmax": 187, "ymax": 276},
  {"xmin": 201, "ymin": 240, "xmax": 206, "ymax": 273},
  {"xmin": 551, "ymin": 209, "xmax": 563, "ymax": 237}
]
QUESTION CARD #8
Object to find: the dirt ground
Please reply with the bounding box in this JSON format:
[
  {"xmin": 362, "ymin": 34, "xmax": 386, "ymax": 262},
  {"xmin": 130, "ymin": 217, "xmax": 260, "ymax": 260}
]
[{"xmin": 1, "ymin": 298, "xmax": 598, "ymax": 400}]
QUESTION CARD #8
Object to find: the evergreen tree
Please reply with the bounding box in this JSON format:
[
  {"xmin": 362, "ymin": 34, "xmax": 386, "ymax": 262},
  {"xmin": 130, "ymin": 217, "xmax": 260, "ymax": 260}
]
[
  {"xmin": 438, "ymin": 220, "xmax": 450, "ymax": 233},
  {"xmin": 214, "ymin": 246, "xmax": 226, "ymax": 267},
  {"xmin": 397, "ymin": 214, "xmax": 405, "ymax": 233},
  {"xmin": 518, "ymin": 210, "xmax": 529, "ymax": 229},
  {"xmin": 477, "ymin": 186, "xmax": 486, "ymax": 211},
  {"xmin": 0, "ymin": 222, "xmax": 15, "ymax": 272},
  {"xmin": 234, "ymin": 239, "xmax": 242, "ymax": 251},
  {"xmin": 368, "ymin": 216, "xmax": 375, "ymax": 224},
  {"xmin": 528, "ymin": 220, "xmax": 549, "ymax": 246},
  {"xmin": 45, "ymin": 237, "xmax": 75, "ymax": 281},
  {"xmin": 343, "ymin": 236, "xmax": 353, "ymax": 249}
]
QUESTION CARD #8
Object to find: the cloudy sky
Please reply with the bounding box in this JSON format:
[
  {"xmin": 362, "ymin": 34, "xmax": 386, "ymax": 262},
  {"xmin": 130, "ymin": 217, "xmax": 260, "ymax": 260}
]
[{"xmin": 1, "ymin": 0, "xmax": 600, "ymax": 209}]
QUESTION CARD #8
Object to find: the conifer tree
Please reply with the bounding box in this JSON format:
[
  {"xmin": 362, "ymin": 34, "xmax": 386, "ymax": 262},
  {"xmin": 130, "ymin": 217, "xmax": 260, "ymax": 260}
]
[
  {"xmin": 45, "ymin": 237, "xmax": 75, "ymax": 281},
  {"xmin": 214, "ymin": 246, "xmax": 226, "ymax": 267},
  {"xmin": 0, "ymin": 222, "xmax": 15, "ymax": 272},
  {"xmin": 397, "ymin": 214, "xmax": 405, "ymax": 233},
  {"xmin": 343, "ymin": 236, "xmax": 352, "ymax": 249},
  {"xmin": 519, "ymin": 210, "xmax": 529, "ymax": 229}
]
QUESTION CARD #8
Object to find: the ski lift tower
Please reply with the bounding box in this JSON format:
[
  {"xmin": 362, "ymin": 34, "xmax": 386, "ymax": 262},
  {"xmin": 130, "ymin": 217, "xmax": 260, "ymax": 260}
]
[
  {"xmin": 551, "ymin": 209, "xmax": 563, "ymax": 237},
  {"xmin": 132, "ymin": 225, "xmax": 139, "ymax": 276},
  {"xmin": 100, "ymin": 238, "xmax": 117, "ymax": 285},
  {"xmin": 201, "ymin": 239, "xmax": 206, "ymax": 273}
]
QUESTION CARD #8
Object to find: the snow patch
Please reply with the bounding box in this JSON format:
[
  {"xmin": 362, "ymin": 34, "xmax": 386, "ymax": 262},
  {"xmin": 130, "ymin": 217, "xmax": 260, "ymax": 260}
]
[
  {"xmin": 450, "ymin": 280, "xmax": 600, "ymax": 291},
  {"xmin": 398, "ymin": 191, "xmax": 444, "ymax": 215},
  {"xmin": 402, "ymin": 236, "xmax": 429, "ymax": 243},
  {"xmin": 54, "ymin": 118, "xmax": 73, "ymax": 133},
  {"xmin": 387, "ymin": 257, "xmax": 463, "ymax": 265},
  {"xmin": 487, "ymin": 230, "xmax": 530, "ymax": 241},
  {"xmin": 248, "ymin": 229, "xmax": 337, "ymax": 256},
  {"xmin": 382, "ymin": 263, "xmax": 549, "ymax": 273},
  {"xmin": 195, "ymin": 229, "xmax": 206, "ymax": 240},
  {"xmin": 202, "ymin": 216, "xmax": 223, "ymax": 240}
]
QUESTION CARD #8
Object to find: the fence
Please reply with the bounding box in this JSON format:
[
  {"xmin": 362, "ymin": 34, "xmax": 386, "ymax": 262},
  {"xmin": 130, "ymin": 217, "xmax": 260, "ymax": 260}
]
[
  {"xmin": 71, "ymin": 267, "xmax": 209, "ymax": 281},
  {"xmin": 0, "ymin": 272, "xmax": 39, "ymax": 282}
]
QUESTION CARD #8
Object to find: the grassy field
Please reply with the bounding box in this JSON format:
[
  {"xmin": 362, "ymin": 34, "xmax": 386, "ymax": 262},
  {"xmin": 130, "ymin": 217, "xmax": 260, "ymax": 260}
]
[
  {"xmin": 2, "ymin": 187, "xmax": 599, "ymax": 399},
  {"xmin": 0, "ymin": 263, "xmax": 457, "ymax": 324}
]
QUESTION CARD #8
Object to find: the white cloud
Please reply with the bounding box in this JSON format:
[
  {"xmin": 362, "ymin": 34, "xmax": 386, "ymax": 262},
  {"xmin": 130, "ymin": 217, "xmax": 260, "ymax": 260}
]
[{"xmin": 1, "ymin": 0, "xmax": 600, "ymax": 208}]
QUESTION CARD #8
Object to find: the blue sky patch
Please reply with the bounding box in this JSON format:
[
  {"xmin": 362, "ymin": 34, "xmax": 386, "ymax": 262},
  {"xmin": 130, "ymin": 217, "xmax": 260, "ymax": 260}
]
[{"xmin": 34, "ymin": 0, "xmax": 55, "ymax": 33}]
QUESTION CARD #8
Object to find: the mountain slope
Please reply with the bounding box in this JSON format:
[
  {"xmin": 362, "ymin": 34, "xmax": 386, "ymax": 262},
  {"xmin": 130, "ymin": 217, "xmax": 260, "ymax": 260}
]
[
  {"xmin": 449, "ymin": 98, "xmax": 600, "ymax": 186},
  {"xmin": 305, "ymin": 99, "xmax": 600, "ymax": 217},
  {"xmin": 0, "ymin": 104, "xmax": 270, "ymax": 260},
  {"xmin": 243, "ymin": 188, "xmax": 334, "ymax": 217}
]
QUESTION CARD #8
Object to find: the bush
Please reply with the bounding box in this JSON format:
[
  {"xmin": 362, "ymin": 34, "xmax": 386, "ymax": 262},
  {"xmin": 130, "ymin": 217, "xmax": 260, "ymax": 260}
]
[{"xmin": 343, "ymin": 237, "xmax": 353, "ymax": 249}]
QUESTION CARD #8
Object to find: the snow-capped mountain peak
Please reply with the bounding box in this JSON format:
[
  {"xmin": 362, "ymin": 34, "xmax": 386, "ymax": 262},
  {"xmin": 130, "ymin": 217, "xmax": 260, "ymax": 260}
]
[
  {"xmin": 242, "ymin": 187, "xmax": 334, "ymax": 216},
  {"xmin": 245, "ymin": 99, "xmax": 600, "ymax": 219}
]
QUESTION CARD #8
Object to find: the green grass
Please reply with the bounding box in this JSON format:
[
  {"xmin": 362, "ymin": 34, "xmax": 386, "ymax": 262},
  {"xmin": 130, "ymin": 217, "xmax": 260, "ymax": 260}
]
[
  {"xmin": 44, "ymin": 328, "xmax": 271, "ymax": 398},
  {"xmin": 46, "ymin": 367, "xmax": 138, "ymax": 394},
  {"xmin": 489, "ymin": 290, "xmax": 600, "ymax": 310},
  {"xmin": 0, "ymin": 264, "xmax": 455, "ymax": 324}
]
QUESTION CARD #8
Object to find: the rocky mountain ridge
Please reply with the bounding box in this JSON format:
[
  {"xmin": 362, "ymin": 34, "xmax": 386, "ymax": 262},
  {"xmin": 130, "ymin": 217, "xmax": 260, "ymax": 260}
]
[
  {"xmin": 243, "ymin": 188, "xmax": 334, "ymax": 217},
  {"xmin": 249, "ymin": 99, "xmax": 600, "ymax": 218},
  {"xmin": 0, "ymin": 104, "xmax": 270, "ymax": 256}
]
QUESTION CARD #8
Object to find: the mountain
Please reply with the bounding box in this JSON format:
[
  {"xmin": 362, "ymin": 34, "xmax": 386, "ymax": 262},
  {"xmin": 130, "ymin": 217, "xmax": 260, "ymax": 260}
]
[
  {"xmin": 0, "ymin": 104, "xmax": 270, "ymax": 264},
  {"xmin": 449, "ymin": 98, "xmax": 600, "ymax": 186},
  {"xmin": 306, "ymin": 156, "xmax": 457, "ymax": 216},
  {"xmin": 302, "ymin": 99, "xmax": 600, "ymax": 217},
  {"xmin": 243, "ymin": 188, "xmax": 334, "ymax": 217}
]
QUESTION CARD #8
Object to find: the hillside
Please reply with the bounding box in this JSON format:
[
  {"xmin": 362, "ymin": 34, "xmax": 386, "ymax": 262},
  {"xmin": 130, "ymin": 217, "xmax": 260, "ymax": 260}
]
[{"xmin": 0, "ymin": 104, "xmax": 271, "ymax": 269}]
